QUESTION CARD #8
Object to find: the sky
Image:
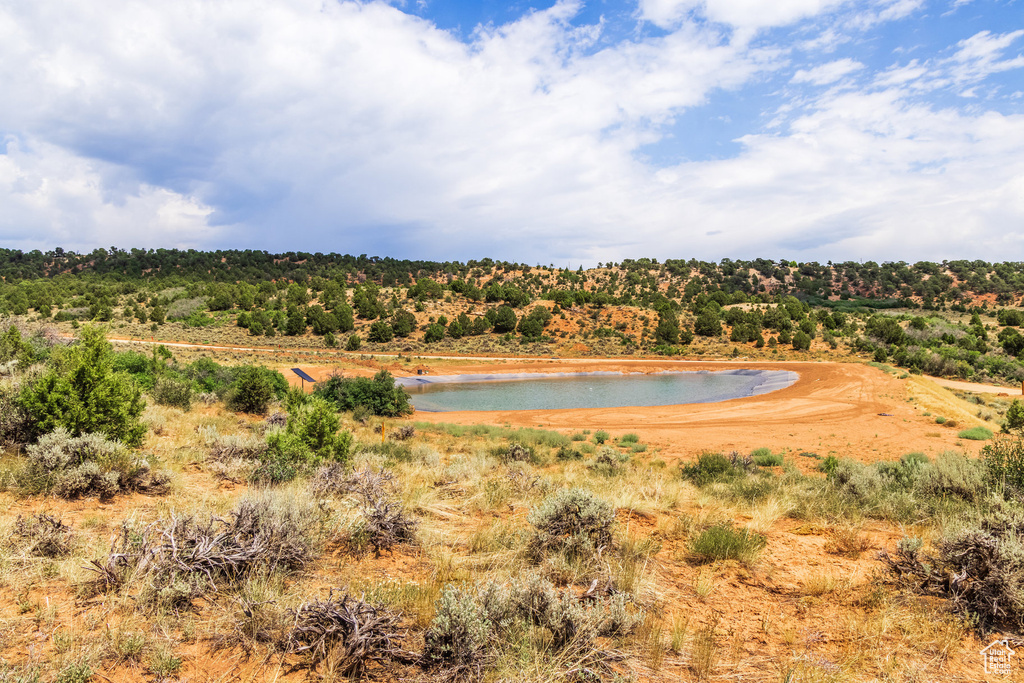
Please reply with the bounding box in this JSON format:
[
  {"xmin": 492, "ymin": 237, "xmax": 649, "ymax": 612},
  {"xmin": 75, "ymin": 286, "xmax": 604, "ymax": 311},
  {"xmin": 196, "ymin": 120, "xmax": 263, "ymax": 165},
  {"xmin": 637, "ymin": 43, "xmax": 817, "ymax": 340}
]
[{"xmin": 0, "ymin": 0, "xmax": 1022, "ymax": 266}]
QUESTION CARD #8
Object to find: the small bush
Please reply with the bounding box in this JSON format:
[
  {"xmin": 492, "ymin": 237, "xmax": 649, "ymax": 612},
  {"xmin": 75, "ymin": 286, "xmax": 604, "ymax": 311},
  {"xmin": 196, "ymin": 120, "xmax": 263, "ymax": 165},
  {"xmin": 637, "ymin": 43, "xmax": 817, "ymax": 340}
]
[
  {"xmin": 423, "ymin": 575, "xmax": 640, "ymax": 679},
  {"xmin": 352, "ymin": 404, "xmax": 372, "ymax": 424},
  {"xmin": 935, "ymin": 416, "xmax": 947, "ymax": 424},
  {"xmin": 20, "ymin": 428, "xmax": 169, "ymax": 499},
  {"xmin": 588, "ymin": 446, "xmax": 623, "ymax": 477},
  {"xmin": 618, "ymin": 433, "xmax": 639, "ymax": 445},
  {"xmin": 313, "ymin": 464, "xmax": 397, "ymax": 499},
  {"xmin": 753, "ymin": 452, "xmax": 783, "ymax": 467},
  {"xmin": 528, "ymin": 488, "xmax": 615, "ymax": 559},
  {"xmin": 225, "ymin": 366, "xmax": 278, "ymax": 414},
  {"xmin": 570, "ymin": 432, "xmax": 587, "ymax": 442},
  {"xmin": 824, "ymin": 527, "xmax": 871, "ymax": 559},
  {"xmin": 882, "ymin": 523, "xmax": 1024, "ymax": 633},
  {"xmin": 983, "ymin": 436, "xmax": 1024, "ymax": 492},
  {"xmin": 285, "ymin": 591, "xmax": 405, "ymax": 674},
  {"xmin": 286, "ymin": 397, "xmax": 353, "ymax": 464},
  {"xmin": 359, "ymin": 497, "xmax": 417, "ymax": 556},
  {"xmin": 918, "ymin": 451, "xmax": 988, "ymax": 501},
  {"xmin": 555, "ymin": 446, "xmax": 583, "ymax": 461},
  {"xmin": 150, "ymin": 377, "xmax": 193, "ymax": 411},
  {"xmin": 423, "ymin": 585, "xmax": 490, "ymax": 679},
  {"xmin": 958, "ymin": 426, "xmax": 994, "ymax": 441},
  {"xmin": 390, "ymin": 424, "xmax": 415, "ymax": 441},
  {"xmin": 87, "ymin": 496, "xmax": 322, "ymax": 608},
  {"xmin": 688, "ymin": 524, "xmax": 766, "ymax": 565},
  {"xmin": 495, "ymin": 441, "xmax": 533, "ymax": 463},
  {"xmin": 819, "ymin": 455, "xmax": 840, "ymax": 475},
  {"xmin": 592, "ymin": 430, "xmax": 609, "ymax": 445},
  {"xmin": 680, "ymin": 452, "xmax": 740, "ymax": 486},
  {"xmin": 19, "ymin": 326, "xmax": 146, "ymax": 446},
  {"xmin": 9, "ymin": 514, "xmax": 75, "ymax": 557}
]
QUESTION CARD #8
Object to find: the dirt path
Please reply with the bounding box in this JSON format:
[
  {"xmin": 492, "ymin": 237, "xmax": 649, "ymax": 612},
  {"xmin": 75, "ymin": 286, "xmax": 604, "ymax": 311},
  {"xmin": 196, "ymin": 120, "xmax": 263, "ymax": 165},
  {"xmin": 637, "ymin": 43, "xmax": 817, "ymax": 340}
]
[{"xmin": 925, "ymin": 375, "xmax": 1022, "ymax": 395}]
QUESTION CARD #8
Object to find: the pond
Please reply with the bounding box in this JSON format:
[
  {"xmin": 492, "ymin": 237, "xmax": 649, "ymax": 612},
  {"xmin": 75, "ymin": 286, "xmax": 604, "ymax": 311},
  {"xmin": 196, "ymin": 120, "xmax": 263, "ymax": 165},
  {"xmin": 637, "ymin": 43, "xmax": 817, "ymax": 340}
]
[{"xmin": 396, "ymin": 369, "xmax": 798, "ymax": 412}]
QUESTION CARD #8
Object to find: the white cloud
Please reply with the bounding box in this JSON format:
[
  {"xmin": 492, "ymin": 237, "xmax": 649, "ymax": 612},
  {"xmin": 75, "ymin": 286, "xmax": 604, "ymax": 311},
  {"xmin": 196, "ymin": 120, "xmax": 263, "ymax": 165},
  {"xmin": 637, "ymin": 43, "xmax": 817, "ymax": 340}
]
[
  {"xmin": 792, "ymin": 57, "xmax": 864, "ymax": 84},
  {"xmin": 0, "ymin": 137, "xmax": 216, "ymax": 252},
  {"xmin": 639, "ymin": 0, "xmax": 849, "ymax": 32},
  {"xmin": 0, "ymin": 0, "xmax": 776, "ymax": 257},
  {"xmin": 0, "ymin": 0, "xmax": 1021, "ymax": 264},
  {"xmin": 948, "ymin": 29, "xmax": 1024, "ymax": 83}
]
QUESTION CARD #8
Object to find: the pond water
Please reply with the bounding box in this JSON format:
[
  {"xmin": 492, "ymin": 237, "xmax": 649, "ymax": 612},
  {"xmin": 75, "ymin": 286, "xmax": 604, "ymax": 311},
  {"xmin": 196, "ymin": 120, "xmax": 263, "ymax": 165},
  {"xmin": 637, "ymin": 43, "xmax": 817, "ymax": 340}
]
[{"xmin": 397, "ymin": 369, "xmax": 798, "ymax": 412}]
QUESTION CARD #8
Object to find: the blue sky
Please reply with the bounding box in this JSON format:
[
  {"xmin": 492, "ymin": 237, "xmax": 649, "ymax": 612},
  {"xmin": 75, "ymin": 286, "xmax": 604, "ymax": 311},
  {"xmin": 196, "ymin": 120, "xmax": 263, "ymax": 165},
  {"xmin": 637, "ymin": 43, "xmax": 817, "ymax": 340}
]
[{"xmin": 0, "ymin": 0, "xmax": 1022, "ymax": 265}]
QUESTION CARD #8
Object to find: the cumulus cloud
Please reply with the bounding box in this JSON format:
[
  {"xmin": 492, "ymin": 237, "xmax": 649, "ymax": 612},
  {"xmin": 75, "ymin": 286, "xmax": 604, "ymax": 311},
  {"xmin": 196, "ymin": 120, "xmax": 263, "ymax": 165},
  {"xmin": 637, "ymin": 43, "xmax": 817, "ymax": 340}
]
[
  {"xmin": 0, "ymin": 0, "xmax": 1022, "ymax": 264},
  {"xmin": 0, "ymin": 137, "xmax": 216, "ymax": 252}
]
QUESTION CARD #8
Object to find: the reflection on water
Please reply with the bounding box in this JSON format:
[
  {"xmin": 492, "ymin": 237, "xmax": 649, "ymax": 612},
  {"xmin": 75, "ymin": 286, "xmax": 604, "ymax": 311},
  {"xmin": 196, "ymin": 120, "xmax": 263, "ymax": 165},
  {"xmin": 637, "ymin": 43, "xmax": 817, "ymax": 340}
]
[{"xmin": 400, "ymin": 370, "xmax": 798, "ymax": 412}]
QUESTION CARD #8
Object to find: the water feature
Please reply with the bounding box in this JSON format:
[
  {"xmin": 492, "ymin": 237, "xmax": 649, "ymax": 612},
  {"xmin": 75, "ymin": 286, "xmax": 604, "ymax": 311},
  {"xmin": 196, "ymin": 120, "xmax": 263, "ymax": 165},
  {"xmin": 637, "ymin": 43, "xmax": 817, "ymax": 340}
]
[{"xmin": 397, "ymin": 369, "xmax": 798, "ymax": 412}]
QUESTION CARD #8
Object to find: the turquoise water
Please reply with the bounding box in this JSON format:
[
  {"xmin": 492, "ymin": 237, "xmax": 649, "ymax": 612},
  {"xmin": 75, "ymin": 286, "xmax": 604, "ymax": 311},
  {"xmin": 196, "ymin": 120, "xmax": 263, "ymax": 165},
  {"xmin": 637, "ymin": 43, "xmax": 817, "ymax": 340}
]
[{"xmin": 398, "ymin": 370, "xmax": 798, "ymax": 412}]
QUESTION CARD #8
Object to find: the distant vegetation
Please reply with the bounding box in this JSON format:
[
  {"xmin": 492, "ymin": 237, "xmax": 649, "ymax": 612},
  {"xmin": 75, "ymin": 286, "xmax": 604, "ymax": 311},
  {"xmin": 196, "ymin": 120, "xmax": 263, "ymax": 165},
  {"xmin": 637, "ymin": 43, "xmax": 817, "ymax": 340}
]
[{"xmin": 6, "ymin": 249, "xmax": 1024, "ymax": 383}]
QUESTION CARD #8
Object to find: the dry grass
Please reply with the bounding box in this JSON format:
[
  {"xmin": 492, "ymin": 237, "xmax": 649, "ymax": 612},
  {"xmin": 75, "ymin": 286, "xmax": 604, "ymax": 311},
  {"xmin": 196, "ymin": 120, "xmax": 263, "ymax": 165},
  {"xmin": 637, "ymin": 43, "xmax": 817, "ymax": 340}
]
[{"xmin": 0, "ymin": 362, "xmax": 1006, "ymax": 682}]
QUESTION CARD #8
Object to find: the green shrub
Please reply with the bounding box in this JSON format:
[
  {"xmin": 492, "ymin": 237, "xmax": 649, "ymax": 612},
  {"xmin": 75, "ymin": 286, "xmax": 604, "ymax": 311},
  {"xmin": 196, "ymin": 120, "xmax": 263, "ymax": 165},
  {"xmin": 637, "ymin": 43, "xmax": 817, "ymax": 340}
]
[
  {"xmin": 345, "ymin": 334, "xmax": 362, "ymax": 351},
  {"xmin": 248, "ymin": 451, "xmax": 299, "ymax": 485},
  {"xmin": 917, "ymin": 451, "xmax": 988, "ymax": 502},
  {"xmin": 151, "ymin": 377, "xmax": 194, "ymax": 411},
  {"xmin": 423, "ymin": 585, "xmax": 490, "ymax": 677},
  {"xmin": 753, "ymin": 452, "xmax": 783, "ymax": 467},
  {"xmin": 286, "ymin": 397, "xmax": 352, "ymax": 464},
  {"xmin": 528, "ymin": 488, "xmax": 615, "ymax": 558},
  {"xmin": 555, "ymin": 446, "xmax": 583, "ymax": 461},
  {"xmin": 1005, "ymin": 399, "xmax": 1024, "ymax": 433},
  {"xmin": 313, "ymin": 370, "xmax": 412, "ymax": 417},
  {"xmin": 984, "ymin": 436, "xmax": 1024, "ymax": 492},
  {"xmin": 935, "ymin": 416, "xmax": 947, "ymax": 424},
  {"xmin": 593, "ymin": 430, "xmax": 609, "ymax": 444},
  {"xmin": 367, "ymin": 321, "xmax": 394, "ymax": 343},
  {"xmin": 18, "ymin": 428, "xmax": 169, "ymax": 499},
  {"xmin": 958, "ymin": 426, "xmax": 994, "ymax": 441},
  {"xmin": 679, "ymin": 452, "xmax": 740, "ymax": 485},
  {"xmin": 688, "ymin": 524, "xmax": 766, "ymax": 565},
  {"xmin": 18, "ymin": 326, "xmax": 146, "ymax": 446},
  {"xmin": 177, "ymin": 357, "xmax": 235, "ymax": 395},
  {"xmin": 819, "ymin": 455, "xmax": 840, "ymax": 475},
  {"xmin": 225, "ymin": 366, "xmax": 287, "ymax": 415},
  {"xmin": 54, "ymin": 663, "xmax": 92, "ymax": 683},
  {"xmin": 111, "ymin": 350, "xmax": 157, "ymax": 389},
  {"xmin": 570, "ymin": 432, "xmax": 587, "ymax": 442},
  {"xmin": 494, "ymin": 441, "xmax": 533, "ymax": 463},
  {"xmin": 587, "ymin": 446, "xmax": 623, "ymax": 477},
  {"xmin": 618, "ymin": 433, "xmax": 639, "ymax": 445},
  {"xmin": 423, "ymin": 575, "xmax": 640, "ymax": 679}
]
